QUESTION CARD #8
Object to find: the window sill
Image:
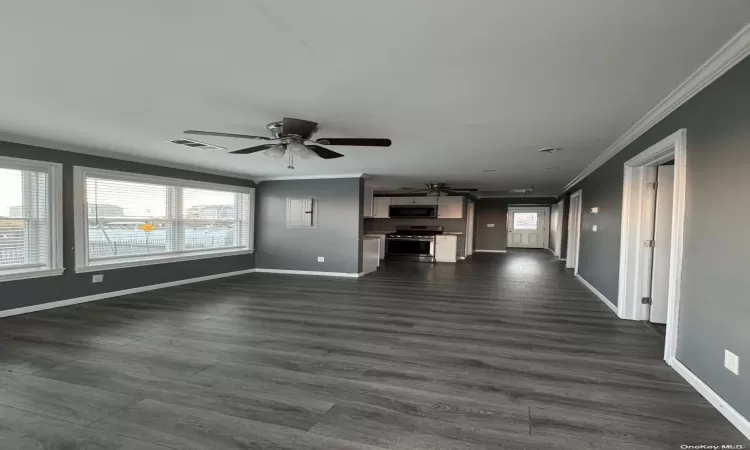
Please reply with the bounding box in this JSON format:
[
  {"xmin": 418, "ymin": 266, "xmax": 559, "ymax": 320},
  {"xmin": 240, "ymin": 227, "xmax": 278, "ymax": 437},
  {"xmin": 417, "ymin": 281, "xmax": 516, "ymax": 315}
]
[
  {"xmin": 75, "ymin": 248, "xmax": 255, "ymax": 273},
  {"xmin": 0, "ymin": 268, "xmax": 66, "ymax": 283}
]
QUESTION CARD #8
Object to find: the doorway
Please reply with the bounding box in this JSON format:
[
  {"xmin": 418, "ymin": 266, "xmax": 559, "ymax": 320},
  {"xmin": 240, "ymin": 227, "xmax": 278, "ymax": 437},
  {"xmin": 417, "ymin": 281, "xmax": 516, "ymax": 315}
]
[
  {"xmin": 566, "ymin": 191, "xmax": 583, "ymax": 272},
  {"xmin": 552, "ymin": 198, "xmax": 565, "ymax": 258},
  {"xmin": 617, "ymin": 129, "xmax": 686, "ymax": 364},
  {"xmin": 465, "ymin": 200, "xmax": 475, "ymax": 257},
  {"xmin": 507, "ymin": 206, "xmax": 549, "ymax": 249}
]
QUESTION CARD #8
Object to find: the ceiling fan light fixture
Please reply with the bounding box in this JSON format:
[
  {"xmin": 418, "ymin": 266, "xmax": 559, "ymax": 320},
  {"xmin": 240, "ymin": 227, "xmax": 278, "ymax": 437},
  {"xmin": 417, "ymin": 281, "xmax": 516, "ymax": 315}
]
[
  {"xmin": 286, "ymin": 141, "xmax": 314, "ymax": 159},
  {"xmin": 263, "ymin": 145, "xmax": 286, "ymax": 158}
]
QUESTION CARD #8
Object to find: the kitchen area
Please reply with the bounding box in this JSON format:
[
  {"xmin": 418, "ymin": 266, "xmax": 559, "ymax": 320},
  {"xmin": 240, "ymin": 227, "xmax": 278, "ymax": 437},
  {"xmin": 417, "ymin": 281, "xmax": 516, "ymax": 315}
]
[{"xmin": 362, "ymin": 189, "xmax": 475, "ymax": 264}]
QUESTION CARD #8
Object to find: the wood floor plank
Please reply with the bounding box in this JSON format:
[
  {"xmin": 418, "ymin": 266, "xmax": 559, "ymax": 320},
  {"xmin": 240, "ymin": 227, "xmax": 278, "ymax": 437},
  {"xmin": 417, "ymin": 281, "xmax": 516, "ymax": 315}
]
[{"xmin": 0, "ymin": 250, "xmax": 745, "ymax": 448}]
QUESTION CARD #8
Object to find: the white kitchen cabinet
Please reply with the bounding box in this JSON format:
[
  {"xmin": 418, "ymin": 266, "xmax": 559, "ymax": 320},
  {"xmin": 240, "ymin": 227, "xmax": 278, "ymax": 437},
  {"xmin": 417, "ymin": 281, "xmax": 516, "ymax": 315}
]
[
  {"xmin": 363, "ymin": 183, "xmax": 375, "ymax": 218},
  {"xmin": 413, "ymin": 196, "xmax": 438, "ymax": 205},
  {"xmin": 372, "ymin": 197, "xmax": 391, "ymax": 218},
  {"xmin": 365, "ymin": 233, "xmax": 387, "ymax": 259},
  {"xmin": 435, "ymin": 235, "xmax": 458, "ymax": 262},
  {"xmin": 437, "ymin": 196, "xmax": 464, "ymax": 218},
  {"xmin": 389, "ymin": 197, "xmax": 415, "ymax": 205}
]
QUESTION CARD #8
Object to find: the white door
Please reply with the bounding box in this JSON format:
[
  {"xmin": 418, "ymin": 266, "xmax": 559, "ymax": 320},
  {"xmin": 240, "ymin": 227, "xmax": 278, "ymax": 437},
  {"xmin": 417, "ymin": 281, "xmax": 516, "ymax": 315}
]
[
  {"xmin": 465, "ymin": 200, "xmax": 475, "ymax": 256},
  {"xmin": 649, "ymin": 165, "xmax": 675, "ymax": 324},
  {"xmin": 507, "ymin": 207, "xmax": 548, "ymax": 248},
  {"xmin": 554, "ymin": 199, "xmax": 564, "ymax": 256},
  {"xmin": 566, "ymin": 191, "xmax": 582, "ymax": 270}
]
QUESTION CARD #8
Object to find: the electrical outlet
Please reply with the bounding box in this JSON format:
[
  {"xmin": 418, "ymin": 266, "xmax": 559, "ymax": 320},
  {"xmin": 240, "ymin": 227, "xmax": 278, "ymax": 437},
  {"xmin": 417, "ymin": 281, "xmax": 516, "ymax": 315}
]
[
  {"xmin": 486, "ymin": 223, "xmax": 495, "ymax": 228},
  {"xmin": 725, "ymin": 349, "xmax": 739, "ymax": 375},
  {"xmin": 317, "ymin": 256, "xmax": 325, "ymax": 262},
  {"xmin": 92, "ymin": 274, "xmax": 104, "ymax": 283},
  {"xmin": 592, "ymin": 225, "xmax": 598, "ymax": 232}
]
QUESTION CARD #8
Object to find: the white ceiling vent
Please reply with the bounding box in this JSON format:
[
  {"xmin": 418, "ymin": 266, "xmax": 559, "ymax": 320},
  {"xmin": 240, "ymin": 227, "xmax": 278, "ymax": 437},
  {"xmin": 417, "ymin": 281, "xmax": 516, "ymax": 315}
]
[{"xmin": 170, "ymin": 139, "xmax": 225, "ymax": 151}]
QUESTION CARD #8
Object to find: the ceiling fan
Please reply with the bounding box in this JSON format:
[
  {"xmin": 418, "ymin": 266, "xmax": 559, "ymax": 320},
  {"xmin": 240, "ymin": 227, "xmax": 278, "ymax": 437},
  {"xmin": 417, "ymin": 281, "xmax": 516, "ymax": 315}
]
[
  {"xmin": 183, "ymin": 118, "xmax": 391, "ymax": 167},
  {"xmin": 399, "ymin": 183, "xmax": 478, "ymax": 196}
]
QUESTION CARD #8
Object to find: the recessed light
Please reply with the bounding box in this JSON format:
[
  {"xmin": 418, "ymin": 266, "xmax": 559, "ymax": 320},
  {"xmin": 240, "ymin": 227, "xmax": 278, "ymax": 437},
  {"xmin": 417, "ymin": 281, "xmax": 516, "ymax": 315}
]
[{"xmin": 539, "ymin": 147, "xmax": 561, "ymax": 154}]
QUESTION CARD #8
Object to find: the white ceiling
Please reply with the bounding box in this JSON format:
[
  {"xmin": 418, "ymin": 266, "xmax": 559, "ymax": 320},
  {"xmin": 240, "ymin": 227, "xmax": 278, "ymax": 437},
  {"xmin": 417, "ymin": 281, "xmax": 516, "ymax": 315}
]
[{"xmin": 1, "ymin": 1, "xmax": 749, "ymax": 195}]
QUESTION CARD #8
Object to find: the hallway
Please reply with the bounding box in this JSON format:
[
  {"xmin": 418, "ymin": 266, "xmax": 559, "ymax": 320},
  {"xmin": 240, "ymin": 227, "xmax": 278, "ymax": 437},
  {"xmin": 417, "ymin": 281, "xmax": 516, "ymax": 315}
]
[{"xmin": 0, "ymin": 250, "xmax": 744, "ymax": 449}]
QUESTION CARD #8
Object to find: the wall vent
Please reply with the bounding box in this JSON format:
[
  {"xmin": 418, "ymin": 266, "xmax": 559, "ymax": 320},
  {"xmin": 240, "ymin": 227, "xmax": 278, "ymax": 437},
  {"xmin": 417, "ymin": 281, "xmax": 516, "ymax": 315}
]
[{"xmin": 170, "ymin": 139, "xmax": 225, "ymax": 151}]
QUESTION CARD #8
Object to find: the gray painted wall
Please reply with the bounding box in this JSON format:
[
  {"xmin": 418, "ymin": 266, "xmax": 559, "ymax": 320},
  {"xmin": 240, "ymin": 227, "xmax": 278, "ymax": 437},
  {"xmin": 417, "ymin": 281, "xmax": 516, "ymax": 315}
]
[
  {"xmin": 474, "ymin": 198, "xmax": 557, "ymax": 250},
  {"xmin": 0, "ymin": 141, "xmax": 255, "ymax": 313},
  {"xmin": 564, "ymin": 56, "xmax": 750, "ymax": 418},
  {"xmin": 255, "ymin": 178, "xmax": 363, "ymax": 274}
]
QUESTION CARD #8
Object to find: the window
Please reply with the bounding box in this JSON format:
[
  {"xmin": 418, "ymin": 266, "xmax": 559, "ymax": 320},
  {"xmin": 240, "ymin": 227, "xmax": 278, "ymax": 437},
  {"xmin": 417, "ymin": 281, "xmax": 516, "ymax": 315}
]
[
  {"xmin": 513, "ymin": 212, "xmax": 539, "ymax": 230},
  {"xmin": 74, "ymin": 167, "xmax": 254, "ymax": 271},
  {"xmin": 0, "ymin": 157, "xmax": 63, "ymax": 282}
]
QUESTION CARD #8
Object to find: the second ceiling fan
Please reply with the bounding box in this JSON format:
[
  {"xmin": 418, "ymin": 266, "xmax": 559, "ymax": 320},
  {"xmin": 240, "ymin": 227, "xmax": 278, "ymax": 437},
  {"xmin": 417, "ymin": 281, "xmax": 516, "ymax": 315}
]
[{"xmin": 184, "ymin": 117, "xmax": 391, "ymax": 162}]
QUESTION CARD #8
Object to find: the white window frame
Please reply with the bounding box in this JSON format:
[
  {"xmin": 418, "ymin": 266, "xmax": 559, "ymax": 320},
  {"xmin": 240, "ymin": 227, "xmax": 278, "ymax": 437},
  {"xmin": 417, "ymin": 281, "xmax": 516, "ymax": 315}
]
[
  {"xmin": 73, "ymin": 166, "xmax": 254, "ymax": 272},
  {"xmin": 0, "ymin": 156, "xmax": 64, "ymax": 282}
]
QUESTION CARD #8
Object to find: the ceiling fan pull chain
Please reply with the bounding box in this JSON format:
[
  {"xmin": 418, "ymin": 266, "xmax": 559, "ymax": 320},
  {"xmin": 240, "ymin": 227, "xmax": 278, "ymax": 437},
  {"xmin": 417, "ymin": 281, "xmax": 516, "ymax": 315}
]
[{"xmin": 287, "ymin": 153, "xmax": 295, "ymax": 170}]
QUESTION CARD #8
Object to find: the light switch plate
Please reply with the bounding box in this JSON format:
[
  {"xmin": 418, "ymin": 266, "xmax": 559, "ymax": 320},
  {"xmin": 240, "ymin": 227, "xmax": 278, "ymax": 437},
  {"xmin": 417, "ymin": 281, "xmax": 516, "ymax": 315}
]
[
  {"xmin": 725, "ymin": 349, "xmax": 739, "ymax": 375},
  {"xmin": 92, "ymin": 274, "xmax": 104, "ymax": 283},
  {"xmin": 592, "ymin": 225, "xmax": 598, "ymax": 232},
  {"xmin": 591, "ymin": 207, "xmax": 599, "ymax": 214},
  {"xmin": 487, "ymin": 224, "xmax": 495, "ymax": 228},
  {"xmin": 317, "ymin": 256, "xmax": 325, "ymax": 262}
]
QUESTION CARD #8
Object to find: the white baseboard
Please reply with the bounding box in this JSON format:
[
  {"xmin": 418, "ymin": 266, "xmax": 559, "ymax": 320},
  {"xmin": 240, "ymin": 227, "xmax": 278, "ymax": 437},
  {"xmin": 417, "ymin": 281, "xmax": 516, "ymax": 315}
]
[
  {"xmin": 559, "ymin": 258, "xmax": 567, "ymax": 261},
  {"xmin": 671, "ymin": 359, "xmax": 750, "ymax": 440},
  {"xmin": 575, "ymin": 273, "xmax": 618, "ymax": 315},
  {"xmin": 475, "ymin": 249, "xmax": 507, "ymax": 253},
  {"xmin": 254, "ymin": 268, "xmax": 364, "ymax": 278},
  {"xmin": 0, "ymin": 268, "xmax": 257, "ymax": 319}
]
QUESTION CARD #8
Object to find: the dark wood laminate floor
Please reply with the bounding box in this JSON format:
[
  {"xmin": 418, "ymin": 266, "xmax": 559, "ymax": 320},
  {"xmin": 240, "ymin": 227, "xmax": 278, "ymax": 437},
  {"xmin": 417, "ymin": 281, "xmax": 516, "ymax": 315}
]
[{"xmin": 1, "ymin": 250, "xmax": 745, "ymax": 449}]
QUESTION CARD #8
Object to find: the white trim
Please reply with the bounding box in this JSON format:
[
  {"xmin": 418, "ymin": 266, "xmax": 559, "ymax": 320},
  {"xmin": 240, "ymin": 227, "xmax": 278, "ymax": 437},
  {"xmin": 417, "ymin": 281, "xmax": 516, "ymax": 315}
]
[
  {"xmin": 254, "ymin": 268, "xmax": 364, "ymax": 277},
  {"xmin": 566, "ymin": 190, "xmax": 583, "ymax": 271},
  {"xmin": 671, "ymin": 359, "xmax": 750, "ymax": 440},
  {"xmin": 0, "ymin": 268, "xmax": 65, "ymax": 283},
  {"xmin": 559, "ymin": 258, "xmax": 567, "ymax": 261},
  {"xmin": 474, "ymin": 249, "xmax": 507, "ymax": 253},
  {"xmin": 576, "ymin": 273, "xmax": 618, "ymax": 314},
  {"xmin": 0, "ymin": 156, "xmax": 64, "ymax": 281},
  {"xmin": 255, "ymin": 173, "xmax": 364, "ymax": 182},
  {"xmin": 75, "ymin": 166, "xmax": 254, "ymax": 193},
  {"xmin": 562, "ymin": 24, "xmax": 750, "ymax": 194},
  {"xmin": 616, "ymin": 129, "xmax": 687, "ymax": 365},
  {"xmin": 0, "ymin": 269, "xmax": 257, "ymax": 319},
  {"xmin": 73, "ymin": 166, "xmax": 255, "ymax": 272},
  {"xmin": 546, "ymin": 247, "xmax": 556, "ymax": 255},
  {"xmin": 75, "ymin": 249, "xmax": 254, "ymax": 273}
]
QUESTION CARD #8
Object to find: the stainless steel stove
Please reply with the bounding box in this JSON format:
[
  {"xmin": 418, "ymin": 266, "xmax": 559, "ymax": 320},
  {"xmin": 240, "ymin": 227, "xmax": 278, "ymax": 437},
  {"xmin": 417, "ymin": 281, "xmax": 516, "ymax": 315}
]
[{"xmin": 385, "ymin": 226, "xmax": 443, "ymax": 262}]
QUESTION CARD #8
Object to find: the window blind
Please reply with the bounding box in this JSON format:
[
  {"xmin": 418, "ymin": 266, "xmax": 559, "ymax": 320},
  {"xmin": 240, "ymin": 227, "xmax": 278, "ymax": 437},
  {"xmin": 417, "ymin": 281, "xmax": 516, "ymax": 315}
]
[
  {"xmin": 0, "ymin": 167, "xmax": 50, "ymax": 272},
  {"xmin": 80, "ymin": 171, "xmax": 253, "ymax": 267}
]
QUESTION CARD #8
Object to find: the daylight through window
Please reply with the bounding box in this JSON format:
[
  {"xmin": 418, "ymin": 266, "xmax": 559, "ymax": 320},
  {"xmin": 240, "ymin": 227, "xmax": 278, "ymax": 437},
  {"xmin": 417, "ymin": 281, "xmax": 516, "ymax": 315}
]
[{"xmin": 76, "ymin": 168, "xmax": 254, "ymax": 270}]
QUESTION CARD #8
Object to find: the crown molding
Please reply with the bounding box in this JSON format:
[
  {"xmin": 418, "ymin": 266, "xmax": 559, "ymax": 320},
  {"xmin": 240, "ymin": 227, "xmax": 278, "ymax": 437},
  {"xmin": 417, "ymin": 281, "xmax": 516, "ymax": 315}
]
[
  {"xmin": 254, "ymin": 173, "xmax": 365, "ymax": 183},
  {"xmin": 561, "ymin": 23, "xmax": 750, "ymax": 194}
]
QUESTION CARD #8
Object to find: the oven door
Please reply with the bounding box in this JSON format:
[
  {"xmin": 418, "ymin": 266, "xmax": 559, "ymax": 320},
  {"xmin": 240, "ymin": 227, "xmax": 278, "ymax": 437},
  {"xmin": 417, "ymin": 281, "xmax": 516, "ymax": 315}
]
[{"xmin": 385, "ymin": 238, "xmax": 435, "ymax": 262}]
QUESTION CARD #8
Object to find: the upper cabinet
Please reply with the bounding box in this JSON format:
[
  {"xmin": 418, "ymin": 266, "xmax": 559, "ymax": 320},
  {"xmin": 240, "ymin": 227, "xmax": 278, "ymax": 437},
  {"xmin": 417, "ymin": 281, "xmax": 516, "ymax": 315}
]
[
  {"xmin": 437, "ymin": 196, "xmax": 464, "ymax": 218},
  {"xmin": 388, "ymin": 197, "xmax": 413, "ymax": 205},
  {"xmin": 363, "ymin": 183, "xmax": 375, "ymax": 218},
  {"xmin": 413, "ymin": 196, "xmax": 438, "ymax": 205},
  {"xmin": 372, "ymin": 197, "xmax": 391, "ymax": 218}
]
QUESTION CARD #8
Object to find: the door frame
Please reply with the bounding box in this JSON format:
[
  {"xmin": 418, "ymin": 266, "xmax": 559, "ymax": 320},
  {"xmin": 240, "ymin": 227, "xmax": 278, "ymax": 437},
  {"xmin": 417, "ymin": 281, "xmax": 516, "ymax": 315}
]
[
  {"xmin": 553, "ymin": 198, "xmax": 565, "ymax": 257},
  {"xmin": 465, "ymin": 200, "xmax": 475, "ymax": 256},
  {"xmin": 565, "ymin": 190, "xmax": 583, "ymax": 272},
  {"xmin": 507, "ymin": 206, "xmax": 550, "ymax": 249},
  {"xmin": 617, "ymin": 129, "xmax": 686, "ymax": 364}
]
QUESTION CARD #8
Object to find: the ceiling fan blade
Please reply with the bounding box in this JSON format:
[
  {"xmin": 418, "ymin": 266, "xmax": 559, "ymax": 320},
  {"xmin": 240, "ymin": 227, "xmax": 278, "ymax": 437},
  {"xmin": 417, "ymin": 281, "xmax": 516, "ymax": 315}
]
[
  {"xmin": 316, "ymin": 138, "xmax": 391, "ymax": 147},
  {"xmin": 184, "ymin": 130, "xmax": 272, "ymax": 140},
  {"xmin": 306, "ymin": 145, "xmax": 344, "ymax": 159},
  {"xmin": 283, "ymin": 118, "xmax": 318, "ymax": 139},
  {"xmin": 230, "ymin": 144, "xmax": 276, "ymax": 154},
  {"xmin": 450, "ymin": 188, "xmax": 479, "ymax": 191}
]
